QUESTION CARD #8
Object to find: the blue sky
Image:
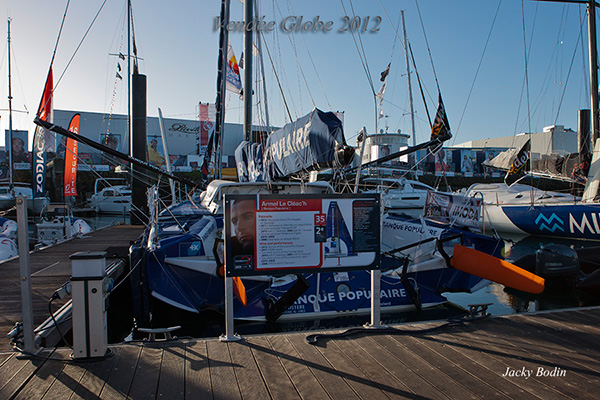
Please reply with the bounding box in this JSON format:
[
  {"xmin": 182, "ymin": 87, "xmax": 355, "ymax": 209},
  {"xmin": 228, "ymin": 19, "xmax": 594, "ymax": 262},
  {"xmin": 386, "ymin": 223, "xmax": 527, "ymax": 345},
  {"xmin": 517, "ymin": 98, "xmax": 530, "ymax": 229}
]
[{"xmin": 0, "ymin": 0, "xmax": 595, "ymax": 150}]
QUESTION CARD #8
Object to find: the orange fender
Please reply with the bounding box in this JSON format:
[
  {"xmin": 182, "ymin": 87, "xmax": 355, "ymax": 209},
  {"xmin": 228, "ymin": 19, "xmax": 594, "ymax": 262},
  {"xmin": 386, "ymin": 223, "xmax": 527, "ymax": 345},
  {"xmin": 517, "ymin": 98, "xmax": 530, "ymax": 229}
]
[
  {"xmin": 451, "ymin": 244, "xmax": 545, "ymax": 294},
  {"xmin": 233, "ymin": 276, "xmax": 247, "ymax": 306}
]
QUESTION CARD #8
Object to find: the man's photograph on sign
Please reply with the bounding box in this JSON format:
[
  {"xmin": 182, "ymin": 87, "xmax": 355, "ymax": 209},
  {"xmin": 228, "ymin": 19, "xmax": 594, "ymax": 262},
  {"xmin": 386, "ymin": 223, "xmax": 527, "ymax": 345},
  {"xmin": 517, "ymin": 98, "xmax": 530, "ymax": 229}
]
[
  {"xmin": 224, "ymin": 193, "xmax": 380, "ymax": 277},
  {"xmin": 226, "ymin": 196, "xmax": 256, "ymax": 273}
]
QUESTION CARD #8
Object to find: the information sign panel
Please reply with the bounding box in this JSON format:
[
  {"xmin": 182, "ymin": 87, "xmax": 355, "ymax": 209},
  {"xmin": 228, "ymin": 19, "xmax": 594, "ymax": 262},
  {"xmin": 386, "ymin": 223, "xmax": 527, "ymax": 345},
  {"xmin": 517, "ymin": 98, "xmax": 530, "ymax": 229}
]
[{"xmin": 224, "ymin": 194, "xmax": 380, "ymax": 277}]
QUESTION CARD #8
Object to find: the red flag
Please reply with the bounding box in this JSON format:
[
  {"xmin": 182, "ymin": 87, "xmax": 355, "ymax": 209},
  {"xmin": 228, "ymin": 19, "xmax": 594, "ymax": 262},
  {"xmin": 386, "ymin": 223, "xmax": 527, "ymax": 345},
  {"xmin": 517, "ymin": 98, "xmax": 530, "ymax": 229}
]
[
  {"xmin": 64, "ymin": 114, "xmax": 80, "ymax": 197},
  {"xmin": 37, "ymin": 68, "xmax": 53, "ymax": 120},
  {"xmin": 199, "ymin": 103, "xmax": 216, "ymax": 146}
]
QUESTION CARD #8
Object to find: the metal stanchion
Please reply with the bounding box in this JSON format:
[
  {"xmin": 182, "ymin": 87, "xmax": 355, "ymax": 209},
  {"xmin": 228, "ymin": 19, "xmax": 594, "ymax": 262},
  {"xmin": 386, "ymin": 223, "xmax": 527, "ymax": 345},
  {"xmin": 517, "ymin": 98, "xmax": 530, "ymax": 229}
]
[
  {"xmin": 219, "ymin": 277, "xmax": 241, "ymax": 342},
  {"xmin": 365, "ymin": 197, "xmax": 385, "ymax": 329},
  {"xmin": 16, "ymin": 195, "xmax": 37, "ymax": 353},
  {"xmin": 364, "ymin": 268, "xmax": 385, "ymax": 328}
]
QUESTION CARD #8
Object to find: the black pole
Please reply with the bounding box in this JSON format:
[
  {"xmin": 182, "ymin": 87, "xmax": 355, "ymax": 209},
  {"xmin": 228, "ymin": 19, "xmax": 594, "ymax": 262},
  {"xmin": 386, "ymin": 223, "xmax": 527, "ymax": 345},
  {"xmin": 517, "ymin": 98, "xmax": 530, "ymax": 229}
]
[
  {"xmin": 579, "ymin": 109, "xmax": 591, "ymax": 154},
  {"xmin": 214, "ymin": 0, "xmax": 230, "ymax": 180},
  {"xmin": 131, "ymin": 73, "xmax": 148, "ymax": 225}
]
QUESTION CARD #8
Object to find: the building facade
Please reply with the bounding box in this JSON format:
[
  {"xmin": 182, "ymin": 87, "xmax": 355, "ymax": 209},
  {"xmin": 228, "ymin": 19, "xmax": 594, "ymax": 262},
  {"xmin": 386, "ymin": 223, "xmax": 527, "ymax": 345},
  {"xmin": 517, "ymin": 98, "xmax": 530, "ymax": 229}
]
[
  {"xmin": 452, "ymin": 125, "xmax": 578, "ymax": 156},
  {"xmin": 51, "ymin": 109, "xmax": 250, "ymax": 171}
]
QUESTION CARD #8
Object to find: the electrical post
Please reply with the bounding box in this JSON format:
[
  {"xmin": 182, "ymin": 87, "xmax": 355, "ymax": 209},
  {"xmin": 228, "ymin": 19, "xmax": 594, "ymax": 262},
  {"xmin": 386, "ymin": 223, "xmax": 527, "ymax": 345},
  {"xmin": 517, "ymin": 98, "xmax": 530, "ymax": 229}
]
[{"xmin": 70, "ymin": 251, "xmax": 109, "ymax": 359}]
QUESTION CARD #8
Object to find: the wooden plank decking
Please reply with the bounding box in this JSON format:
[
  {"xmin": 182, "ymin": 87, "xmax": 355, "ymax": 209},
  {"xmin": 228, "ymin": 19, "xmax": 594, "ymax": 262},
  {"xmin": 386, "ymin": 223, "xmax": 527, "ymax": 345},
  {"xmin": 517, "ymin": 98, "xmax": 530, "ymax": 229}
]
[
  {"xmin": 0, "ymin": 225, "xmax": 145, "ymax": 353},
  {"xmin": 1, "ymin": 307, "xmax": 599, "ymax": 399}
]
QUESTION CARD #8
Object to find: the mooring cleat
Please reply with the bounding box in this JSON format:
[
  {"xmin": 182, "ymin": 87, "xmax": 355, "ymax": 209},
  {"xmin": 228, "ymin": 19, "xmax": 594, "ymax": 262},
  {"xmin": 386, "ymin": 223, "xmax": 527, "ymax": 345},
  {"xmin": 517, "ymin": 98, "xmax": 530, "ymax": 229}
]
[
  {"xmin": 137, "ymin": 326, "xmax": 181, "ymax": 341},
  {"xmin": 467, "ymin": 303, "xmax": 493, "ymax": 321}
]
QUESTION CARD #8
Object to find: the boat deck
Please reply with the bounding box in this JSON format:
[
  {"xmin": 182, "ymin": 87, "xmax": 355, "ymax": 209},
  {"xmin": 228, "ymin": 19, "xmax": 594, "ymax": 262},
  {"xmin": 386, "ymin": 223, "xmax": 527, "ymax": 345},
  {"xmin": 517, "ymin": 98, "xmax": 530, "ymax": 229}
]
[
  {"xmin": 0, "ymin": 224, "xmax": 145, "ymax": 353},
  {"xmin": 1, "ymin": 307, "xmax": 599, "ymax": 399}
]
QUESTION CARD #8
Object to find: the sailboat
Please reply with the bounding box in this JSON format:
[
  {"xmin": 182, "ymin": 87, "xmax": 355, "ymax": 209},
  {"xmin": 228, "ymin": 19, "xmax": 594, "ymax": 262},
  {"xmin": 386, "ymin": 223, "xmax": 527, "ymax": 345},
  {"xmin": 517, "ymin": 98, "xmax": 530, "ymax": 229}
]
[
  {"xmin": 463, "ymin": 2, "xmax": 600, "ymax": 241},
  {"xmin": 87, "ymin": 177, "xmax": 132, "ymax": 214},
  {"xmin": 0, "ymin": 18, "xmax": 50, "ymax": 216},
  {"xmin": 122, "ymin": 1, "xmax": 548, "ymax": 327}
]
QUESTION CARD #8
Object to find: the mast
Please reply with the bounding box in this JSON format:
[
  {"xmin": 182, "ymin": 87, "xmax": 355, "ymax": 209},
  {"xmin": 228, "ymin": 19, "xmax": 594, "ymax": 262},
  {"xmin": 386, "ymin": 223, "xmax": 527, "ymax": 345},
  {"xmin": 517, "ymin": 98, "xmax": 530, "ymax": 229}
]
[
  {"xmin": 254, "ymin": 1, "xmax": 270, "ymax": 136},
  {"xmin": 401, "ymin": 11, "xmax": 416, "ymax": 147},
  {"xmin": 7, "ymin": 18, "xmax": 13, "ymax": 186},
  {"xmin": 581, "ymin": 0, "xmax": 600, "ymax": 201},
  {"xmin": 588, "ymin": 0, "xmax": 598, "ymax": 142},
  {"xmin": 535, "ymin": 0, "xmax": 599, "ymax": 200},
  {"xmin": 243, "ymin": 0, "xmax": 253, "ymax": 142},
  {"xmin": 127, "ymin": 0, "xmax": 132, "ymax": 157},
  {"xmin": 158, "ymin": 107, "xmax": 176, "ymax": 203},
  {"xmin": 215, "ymin": 0, "xmax": 231, "ymax": 180}
]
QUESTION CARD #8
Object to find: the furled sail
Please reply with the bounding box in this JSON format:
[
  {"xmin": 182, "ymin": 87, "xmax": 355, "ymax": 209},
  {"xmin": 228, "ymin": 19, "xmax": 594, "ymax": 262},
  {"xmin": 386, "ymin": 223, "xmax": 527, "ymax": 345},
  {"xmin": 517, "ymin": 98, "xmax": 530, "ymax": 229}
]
[
  {"xmin": 485, "ymin": 141, "xmax": 590, "ymax": 185},
  {"xmin": 505, "ymin": 139, "xmax": 531, "ymax": 187}
]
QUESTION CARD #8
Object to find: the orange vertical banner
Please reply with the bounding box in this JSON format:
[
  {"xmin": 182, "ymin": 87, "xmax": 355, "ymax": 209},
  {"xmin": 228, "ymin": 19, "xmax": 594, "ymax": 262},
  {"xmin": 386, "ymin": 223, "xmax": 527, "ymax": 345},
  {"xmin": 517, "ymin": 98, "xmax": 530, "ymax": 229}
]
[{"xmin": 64, "ymin": 114, "xmax": 80, "ymax": 197}]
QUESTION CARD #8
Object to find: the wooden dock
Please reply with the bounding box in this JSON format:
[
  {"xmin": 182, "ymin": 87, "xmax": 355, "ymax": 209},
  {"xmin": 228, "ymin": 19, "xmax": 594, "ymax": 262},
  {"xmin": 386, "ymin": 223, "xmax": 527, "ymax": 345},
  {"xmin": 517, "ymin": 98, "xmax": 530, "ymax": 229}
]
[
  {"xmin": 1, "ymin": 307, "xmax": 599, "ymax": 399},
  {"xmin": 0, "ymin": 224, "xmax": 145, "ymax": 353}
]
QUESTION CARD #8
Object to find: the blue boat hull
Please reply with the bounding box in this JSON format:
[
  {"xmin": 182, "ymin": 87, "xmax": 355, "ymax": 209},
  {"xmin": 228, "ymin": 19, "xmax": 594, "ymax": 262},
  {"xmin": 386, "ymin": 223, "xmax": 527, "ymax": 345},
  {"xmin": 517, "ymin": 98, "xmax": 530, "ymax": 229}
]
[
  {"xmin": 500, "ymin": 203, "xmax": 600, "ymax": 240},
  {"xmin": 138, "ymin": 213, "xmax": 501, "ymax": 321},
  {"xmin": 146, "ymin": 258, "xmax": 475, "ymax": 321}
]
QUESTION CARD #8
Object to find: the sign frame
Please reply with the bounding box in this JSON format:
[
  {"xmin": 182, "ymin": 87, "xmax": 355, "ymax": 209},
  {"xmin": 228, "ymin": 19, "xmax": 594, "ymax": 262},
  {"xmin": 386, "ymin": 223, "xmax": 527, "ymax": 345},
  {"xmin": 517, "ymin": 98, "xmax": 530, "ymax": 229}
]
[{"xmin": 224, "ymin": 193, "xmax": 381, "ymax": 277}]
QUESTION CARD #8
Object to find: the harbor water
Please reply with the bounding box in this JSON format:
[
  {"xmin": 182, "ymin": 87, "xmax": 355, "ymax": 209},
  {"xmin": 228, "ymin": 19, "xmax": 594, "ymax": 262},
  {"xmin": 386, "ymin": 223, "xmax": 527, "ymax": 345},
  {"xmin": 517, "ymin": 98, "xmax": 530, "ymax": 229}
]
[{"xmin": 445, "ymin": 232, "xmax": 600, "ymax": 317}]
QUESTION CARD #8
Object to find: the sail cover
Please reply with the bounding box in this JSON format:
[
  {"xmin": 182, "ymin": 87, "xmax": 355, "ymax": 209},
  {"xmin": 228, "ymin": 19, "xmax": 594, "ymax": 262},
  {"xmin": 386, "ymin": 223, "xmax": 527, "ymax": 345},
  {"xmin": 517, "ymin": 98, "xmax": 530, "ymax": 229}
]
[
  {"xmin": 505, "ymin": 139, "xmax": 531, "ymax": 186},
  {"xmin": 263, "ymin": 108, "xmax": 346, "ymax": 180},
  {"xmin": 235, "ymin": 141, "xmax": 264, "ymax": 182},
  {"xmin": 235, "ymin": 109, "xmax": 346, "ymax": 182}
]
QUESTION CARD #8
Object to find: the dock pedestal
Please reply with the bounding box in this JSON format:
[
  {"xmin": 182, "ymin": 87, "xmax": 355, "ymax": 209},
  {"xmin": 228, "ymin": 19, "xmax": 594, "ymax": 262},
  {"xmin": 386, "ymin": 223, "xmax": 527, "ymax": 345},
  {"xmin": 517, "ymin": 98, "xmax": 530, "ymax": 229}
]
[{"xmin": 71, "ymin": 251, "xmax": 108, "ymax": 359}]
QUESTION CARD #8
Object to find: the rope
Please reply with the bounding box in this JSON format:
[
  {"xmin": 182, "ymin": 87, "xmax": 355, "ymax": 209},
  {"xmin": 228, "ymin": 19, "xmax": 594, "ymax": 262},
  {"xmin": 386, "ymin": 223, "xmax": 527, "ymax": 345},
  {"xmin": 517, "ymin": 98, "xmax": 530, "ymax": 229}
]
[
  {"xmin": 413, "ymin": 0, "xmax": 440, "ymax": 93},
  {"xmin": 261, "ymin": 36, "xmax": 293, "ymax": 121},
  {"xmin": 0, "ymin": 206, "xmax": 17, "ymax": 217},
  {"xmin": 340, "ymin": 0, "xmax": 375, "ymax": 97},
  {"xmin": 553, "ymin": 11, "xmax": 586, "ymax": 126},
  {"xmin": 453, "ymin": 1, "xmax": 503, "ymax": 144},
  {"xmin": 521, "ymin": 0, "xmax": 532, "ymax": 136},
  {"xmin": 306, "ymin": 311, "xmax": 490, "ymax": 345},
  {"xmin": 52, "ymin": 0, "xmax": 110, "ymax": 109},
  {"xmin": 339, "ymin": 0, "xmax": 378, "ymax": 133}
]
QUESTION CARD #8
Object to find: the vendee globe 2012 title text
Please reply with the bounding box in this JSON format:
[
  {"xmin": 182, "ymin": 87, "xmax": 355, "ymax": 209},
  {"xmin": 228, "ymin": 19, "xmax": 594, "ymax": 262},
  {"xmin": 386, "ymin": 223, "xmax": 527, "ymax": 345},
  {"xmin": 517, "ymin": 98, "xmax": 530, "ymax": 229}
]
[{"xmin": 215, "ymin": 15, "xmax": 382, "ymax": 33}]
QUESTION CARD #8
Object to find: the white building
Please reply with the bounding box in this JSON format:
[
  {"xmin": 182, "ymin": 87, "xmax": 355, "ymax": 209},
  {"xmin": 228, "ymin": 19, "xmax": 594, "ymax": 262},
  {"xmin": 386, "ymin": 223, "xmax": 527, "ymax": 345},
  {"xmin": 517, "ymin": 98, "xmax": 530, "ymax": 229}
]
[
  {"xmin": 52, "ymin": 109, "xmax": 263, "ymax": 169},
  {"xmin": 452, "ymin": 125, "xmax": 579, "ymax": 156}
]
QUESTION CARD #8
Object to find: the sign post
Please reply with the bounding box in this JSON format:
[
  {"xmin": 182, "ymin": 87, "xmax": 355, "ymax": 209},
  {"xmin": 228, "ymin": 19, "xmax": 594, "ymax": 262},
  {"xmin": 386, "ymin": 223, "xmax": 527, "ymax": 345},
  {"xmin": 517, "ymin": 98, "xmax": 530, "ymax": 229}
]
[{"xmin": 220, "ymin": 277, "xmax": 241, "ymax": 342}]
